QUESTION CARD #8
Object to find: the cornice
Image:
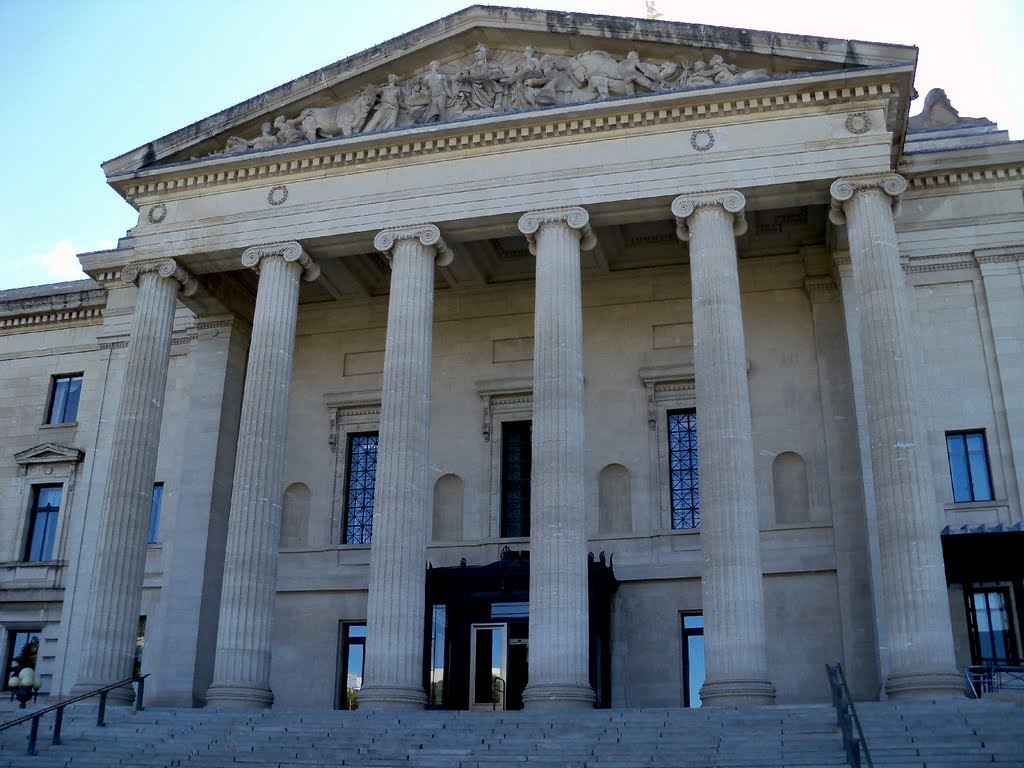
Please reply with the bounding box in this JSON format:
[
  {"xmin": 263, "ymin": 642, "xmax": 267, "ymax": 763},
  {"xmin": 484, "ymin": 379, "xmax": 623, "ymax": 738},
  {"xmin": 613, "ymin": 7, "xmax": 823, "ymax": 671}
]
[
  {"xmin": 0, "ymin": 306, "xmax": 104, "ymax": 331},
  {"xmin": 905, "ymin": 164, "xmax": 1024, "ymax": 191},
  {"xmin": 114, "ymin": 71, "xmax": 902, "ymax": 207}
]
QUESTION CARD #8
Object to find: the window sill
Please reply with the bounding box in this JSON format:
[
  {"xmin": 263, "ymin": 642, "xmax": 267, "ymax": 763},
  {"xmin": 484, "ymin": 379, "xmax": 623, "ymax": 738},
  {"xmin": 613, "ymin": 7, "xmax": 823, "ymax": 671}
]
[
  {"xmin": 944, "ymin": 499, "xmax": 1008, "ymax": 512},
  {"xmin": 39, "ymin": 421, "xmax": 78, "ymax": 430}
]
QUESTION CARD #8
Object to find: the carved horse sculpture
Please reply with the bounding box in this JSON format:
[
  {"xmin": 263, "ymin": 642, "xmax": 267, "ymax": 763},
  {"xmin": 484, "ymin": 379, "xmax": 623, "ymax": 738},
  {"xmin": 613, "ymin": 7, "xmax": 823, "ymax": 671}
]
[
  {"xmin": 296, "ymin": 86, "xmax": 379, "ymax": 141},
  {"xmin": 568, "ymin": 50, "xmax": 658, "ymax": 99}
]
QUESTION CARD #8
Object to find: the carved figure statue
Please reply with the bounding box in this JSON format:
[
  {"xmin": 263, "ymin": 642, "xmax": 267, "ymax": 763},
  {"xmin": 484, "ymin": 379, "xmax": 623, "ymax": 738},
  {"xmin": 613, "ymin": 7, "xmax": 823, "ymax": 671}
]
[
  {"xmin": 224, "ymin": 122, "xmax": 279, "ymax": 154},
  {"xmin": 684, "ymin": 58, "xmax": 717, "ymax": 87},
  {"xmin": 908, "ymin": 88, "xmax": 993, "ymax": 131},
  {"xmin": 461, "ymin": 43, "xmax": 505, "ymax": 110},
  {"xmin": 418, "ymin": 60, "xmax": 454, "ymax": 123},
  {"xmin": 363, "ymin": 74, "xmax": 404, "ymax": 133},
  {"xmin": 273, "ymin": 115, "xmax": 307, "ymax": 144},
  {"xmin": 569, "ymin": 50, "xmax": 658, "ymax": 99},
  {"xmin": 706, "ymin": 54, "xmax": 767, "ymax": 84},
  {"xmin": 296, "ymin": 86, "xmax": 378, "ymax": 141},
  {"xmin": 506, "ymin": 45, "xmax": 546, "ymax": 110}
]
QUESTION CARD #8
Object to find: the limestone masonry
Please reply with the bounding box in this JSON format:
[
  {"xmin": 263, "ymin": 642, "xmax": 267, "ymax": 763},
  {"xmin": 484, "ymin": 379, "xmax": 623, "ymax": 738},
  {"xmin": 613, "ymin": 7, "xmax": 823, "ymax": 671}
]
[{"xmin": 2, "ymin": 6, "xmax": 1022, "ymax": 712}]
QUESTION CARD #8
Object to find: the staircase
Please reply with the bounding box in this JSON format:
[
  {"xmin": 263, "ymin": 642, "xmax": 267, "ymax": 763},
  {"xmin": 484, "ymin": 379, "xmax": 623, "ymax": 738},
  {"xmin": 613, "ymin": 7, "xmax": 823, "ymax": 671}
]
[{"xmin": 1, "ymin": 699, "xmax": 1021, "ymax": 768}]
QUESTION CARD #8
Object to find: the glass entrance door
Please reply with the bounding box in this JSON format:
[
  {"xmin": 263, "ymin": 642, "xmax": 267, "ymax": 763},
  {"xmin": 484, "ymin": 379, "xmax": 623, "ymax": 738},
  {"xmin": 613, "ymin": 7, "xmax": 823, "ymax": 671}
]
[{"xmin": 469, "ymin": 623, "xmax": 507, "ymax": 710}]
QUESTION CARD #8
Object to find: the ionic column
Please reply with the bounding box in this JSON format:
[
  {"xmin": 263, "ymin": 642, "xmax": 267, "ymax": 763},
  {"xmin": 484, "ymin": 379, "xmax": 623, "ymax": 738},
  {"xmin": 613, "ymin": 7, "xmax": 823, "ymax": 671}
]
[
  {"xmin": 830, "ymin": 174, "xmax": 962, "ymax": 698},
  {"xmin": 206, "ymin": 242, "xmax": 319, "ymax": 709},
  {"xmin": 518, "ymin": 207, "xmax": 595, "ymax": 710},
  {"xmin": 672, "ymin": 190, "xmax": 775, "ymax": 706},
  {"xmin": 73, "ymin": 259, "xmax": 196, "ymax": 701},
  {"xmin": 358, "ymin": 224, "xmax": 451, "ymax": 710}
]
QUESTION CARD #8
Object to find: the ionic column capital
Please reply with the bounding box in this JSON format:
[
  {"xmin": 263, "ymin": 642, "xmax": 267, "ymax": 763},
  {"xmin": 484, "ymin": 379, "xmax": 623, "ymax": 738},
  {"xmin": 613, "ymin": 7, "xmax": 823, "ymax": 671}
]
[
  {"xmin": 120, "ymin": 258, "xmax": 198, "ymax": 297},
  {"xmin": 241, "ymin": 241, "xmax": 321, "ymax": 281},
  {"xmin": 518, "ymin": 206, "xmax": 596, "ymax": 254},
  {"xmin": 671, "ymin": 190, "xmax": 747, "ymax": 240},
  {"xmin": 374, "ymin": 224, "xmax": 454, "ymax": 266},
  {"xmin": 829, "ymin": 173, "xmax": 907, "ymax": 226}
]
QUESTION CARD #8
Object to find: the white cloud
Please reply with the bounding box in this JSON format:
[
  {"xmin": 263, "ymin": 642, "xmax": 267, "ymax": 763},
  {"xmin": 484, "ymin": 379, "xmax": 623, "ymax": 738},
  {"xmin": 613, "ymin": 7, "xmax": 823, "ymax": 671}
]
[{"xmin": 0, "ymin": 239, "xmax": 115, "ymax": 291}]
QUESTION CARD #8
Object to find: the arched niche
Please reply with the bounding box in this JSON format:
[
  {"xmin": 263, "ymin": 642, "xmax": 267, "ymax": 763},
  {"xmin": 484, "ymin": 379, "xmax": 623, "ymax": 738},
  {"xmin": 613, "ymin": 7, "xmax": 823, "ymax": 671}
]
[
  {"xmin": 280, "ymin": 482, "xmax": 310, "ymax": 547},
  {"xmin": 772, "ymin": 452, "xmax": 810, "ymax": 525},
  {"xmin": 432, "ymin": 474, "xmax": 464, "ymax": 543},
  {"xmin": 598, "ymin": 463, "xmax": 632, "ymax": 535}
]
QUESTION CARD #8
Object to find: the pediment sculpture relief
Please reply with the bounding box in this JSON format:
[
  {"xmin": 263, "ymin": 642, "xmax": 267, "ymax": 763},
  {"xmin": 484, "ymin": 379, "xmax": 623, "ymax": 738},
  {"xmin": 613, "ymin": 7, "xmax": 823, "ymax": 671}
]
[{"xmin": 214, "ymin": 44, "xmax": 772, "ymax": 156}]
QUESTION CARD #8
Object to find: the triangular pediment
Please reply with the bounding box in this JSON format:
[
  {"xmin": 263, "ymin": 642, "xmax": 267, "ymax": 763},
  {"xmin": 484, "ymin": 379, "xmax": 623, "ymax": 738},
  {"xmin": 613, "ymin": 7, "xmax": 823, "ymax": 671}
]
[
  {"xmin": 104, "ymin": 5, "xmax": 917, "ymax": 179},
  {"xmin": 14, "ymin": 443, "xmax": 84, "ymax": 466}
]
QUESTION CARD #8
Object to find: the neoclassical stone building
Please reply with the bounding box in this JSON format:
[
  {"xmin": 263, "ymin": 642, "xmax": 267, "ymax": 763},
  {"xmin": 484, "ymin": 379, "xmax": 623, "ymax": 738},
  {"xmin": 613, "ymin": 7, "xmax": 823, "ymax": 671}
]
[{"xmin": 2, "ymin": 7, "xmax": 1022, "ymax": 711}]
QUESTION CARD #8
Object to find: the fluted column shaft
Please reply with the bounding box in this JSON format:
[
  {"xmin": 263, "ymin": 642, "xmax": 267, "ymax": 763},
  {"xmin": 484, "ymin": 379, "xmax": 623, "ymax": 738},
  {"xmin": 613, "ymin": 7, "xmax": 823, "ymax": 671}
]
[
  {"xmin": 518, "ymin": 207, "xmax": 595, "ymax": 710},
  {"xmin": 830, "ymin": 175, "xmax": 962, "ymax": 699},
  {"xmin": 73, "ymin": 260, "xmax": 195, "ymax": 700},
  {"xmin": 359, "ymin": 225, "xmax": 451, "ymax": 710},
  {"xmin": 672, "ymin": 191, "xmax": 775, "ymax": 706},
  {"xmin": 206, "ymin": 242, "xmax": 318, "ymax": 709}
]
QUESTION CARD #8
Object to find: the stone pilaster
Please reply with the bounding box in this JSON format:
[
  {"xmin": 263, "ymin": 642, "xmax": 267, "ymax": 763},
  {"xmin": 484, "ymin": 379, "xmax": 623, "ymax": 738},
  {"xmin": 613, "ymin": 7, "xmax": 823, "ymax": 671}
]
[
  {"xmin": 672, "ymin": 190, "xmax": 775, "ymax": 706},
  {"xmin": 830, "ymin": 174, "xmax": 962, "ymax": 699},
  {"xmin": 206, "ymin": 242, "xmax": 319, "ymax": 709},
  {"xmin": 72, "ymin": 259, "xmax": 196, "ymax": 701},
  {"xmin": 518, "ymin": 206, "xmax": 596, "ymax": 710},
  {"xmin": 358, "ymin": 224, "xmax": 451, "ymax": 710}
]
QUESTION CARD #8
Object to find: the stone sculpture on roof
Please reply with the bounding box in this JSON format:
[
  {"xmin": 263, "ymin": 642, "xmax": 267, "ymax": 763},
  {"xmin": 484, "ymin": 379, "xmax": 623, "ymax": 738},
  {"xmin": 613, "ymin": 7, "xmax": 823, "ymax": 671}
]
[
  {"xmin": 214, "ymin": 44, "xmax": 776, "ymax": 156},
  {"xmin": 908, "ymin": 88, "xmax": 993, "ymax": 131}
]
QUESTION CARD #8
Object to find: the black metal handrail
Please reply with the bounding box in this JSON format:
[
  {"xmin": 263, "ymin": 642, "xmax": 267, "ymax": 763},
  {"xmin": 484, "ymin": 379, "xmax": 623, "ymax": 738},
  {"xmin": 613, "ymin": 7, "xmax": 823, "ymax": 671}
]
[
  {"xmin": 826, "ymin": 663, "xmax": 874, "ymax": 768},
  {"xmin": 964, "ymin": 663, "xmax": 1024, "ymax": 696},
  {"xmin": 0, "ymin": 674, "xmax": 148, "ymax": 756}
]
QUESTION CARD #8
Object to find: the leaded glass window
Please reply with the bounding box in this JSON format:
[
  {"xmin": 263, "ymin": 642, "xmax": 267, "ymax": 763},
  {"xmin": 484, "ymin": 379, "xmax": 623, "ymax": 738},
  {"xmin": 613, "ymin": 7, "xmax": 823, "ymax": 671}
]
[
  {"xmin": 501, "ymin": 421, "xmax": 531, "ymax": 538},
  {"xmin": 343, "ymin": 432, "xmax": 378, "ymax": 544},
  {"xmin": 668, "ymin": 410, "xmax": 699, "ymax": 529}
]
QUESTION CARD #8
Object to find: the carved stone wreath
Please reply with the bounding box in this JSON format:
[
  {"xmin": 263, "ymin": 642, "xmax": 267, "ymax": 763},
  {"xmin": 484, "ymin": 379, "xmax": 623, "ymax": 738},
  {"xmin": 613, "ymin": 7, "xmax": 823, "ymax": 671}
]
[
  {"xmin": 267, "ymin": 185, "xmax": 289, "ymax": 206},
  {"xmin": 690, "ymin": 129, "xmax": 715, "ymax": 152},
  {"xmin": 844, "ymin": 112, "xmax": 872, "ymax": 135},
  {"xmin": 147, "ymin": 204, "xmax": 167, "ymax": 223}
]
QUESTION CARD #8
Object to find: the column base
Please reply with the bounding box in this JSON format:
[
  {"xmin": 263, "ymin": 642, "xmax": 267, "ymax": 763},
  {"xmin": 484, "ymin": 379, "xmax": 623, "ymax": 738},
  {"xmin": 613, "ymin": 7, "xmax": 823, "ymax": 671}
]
[
  {"xmin": 69, "ymin": 681, "xmax": 135, "ymax": 705},
  {"xmin": 205, "ymin": 682, "xmax": 274, "ymax": 710},
  {"xmin": 522, "ymin": 682, "xmax": 595, "ymax": 710},
  {"xmin": 885, "ymin": 671, "xmax": 965, "ymax": 700},
  {"xmin": 700, "ymin": 678, "xmax": 776, "ymax": 707},
  {"xmin": 357, "ymin": 684, "xmax": 426, "ymax": 710}
]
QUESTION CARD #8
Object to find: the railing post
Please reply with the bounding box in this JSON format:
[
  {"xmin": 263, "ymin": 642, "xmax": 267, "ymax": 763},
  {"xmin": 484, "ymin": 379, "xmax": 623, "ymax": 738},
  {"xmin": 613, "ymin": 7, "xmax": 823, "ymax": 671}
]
[
  {"xmin": 27, "ymin": 715, "xmax": 40, "ymax": 756},
  {"xmin": 97, "ymin": 690, "xmax": 107, "ymax": 727},
  {"xmin": 53, "ymin": 705, "xmax": 64, "ymax": 745},
  {"xmin": 135, "ymin": 676, "xmax": 146, "ymax": 711}
]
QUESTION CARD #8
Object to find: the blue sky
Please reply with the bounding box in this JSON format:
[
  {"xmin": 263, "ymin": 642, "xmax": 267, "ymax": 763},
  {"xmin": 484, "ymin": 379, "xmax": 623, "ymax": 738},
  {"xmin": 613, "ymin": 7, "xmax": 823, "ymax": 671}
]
[{"xmin": 0, "ymin": 0, "xmax": 1020, "ymax": 291}]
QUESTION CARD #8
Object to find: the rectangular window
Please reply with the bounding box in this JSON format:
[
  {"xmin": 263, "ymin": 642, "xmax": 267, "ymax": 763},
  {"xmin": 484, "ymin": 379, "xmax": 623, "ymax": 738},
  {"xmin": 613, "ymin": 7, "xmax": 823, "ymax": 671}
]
[
  {"xmin": 25, "ymin": 485, "xmax": 62, "ymax": 562},
  {"xmin": 681, "ymin": 613, "xmax": 705, "ymax": 708},
  {"xmin": 338, "ymin": 622, "xmax": 366, "ymax": 710},
  {"xmin": 46, "ymin": 374, "xmax": 83, "ymax": 425},
  {"xmin": 343, "ymin": 433, "xmax": 378, "ymax": 544},
  {"xmin": 148, "ymin": 484, "xmax": 164, "ymax": 544},
  {"xmin": 668, "ymin": 410, "xmax": 699, "ymax": 529},
  {"xmin": 946, "ymin": 430, "xmax": 994, "ymax": 503},
  {"xmin": 4, "ymin": 629, "xmax": 41, "ymax": 689},
  {"xmin": 500, "ymin": 420, "xmax": 531, "ymax": 538}
]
